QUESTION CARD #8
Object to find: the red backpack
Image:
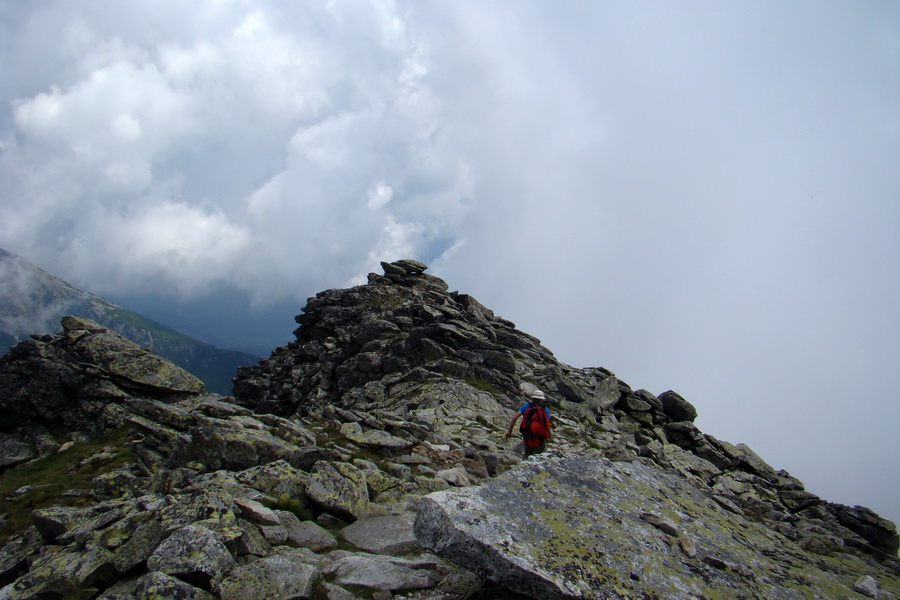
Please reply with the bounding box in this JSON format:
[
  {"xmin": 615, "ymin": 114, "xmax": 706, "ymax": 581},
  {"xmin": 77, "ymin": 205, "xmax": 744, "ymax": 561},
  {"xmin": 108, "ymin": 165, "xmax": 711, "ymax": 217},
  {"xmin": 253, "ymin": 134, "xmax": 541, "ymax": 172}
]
[{"xmin": 520, "ymin": 406, "xmax": 552, "ymax": 447}]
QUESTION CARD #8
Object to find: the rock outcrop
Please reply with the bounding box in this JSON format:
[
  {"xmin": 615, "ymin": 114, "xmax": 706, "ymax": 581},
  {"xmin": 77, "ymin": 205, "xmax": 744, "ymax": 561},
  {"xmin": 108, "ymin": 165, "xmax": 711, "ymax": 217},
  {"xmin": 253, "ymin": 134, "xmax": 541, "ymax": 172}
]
[
  {"xmin": 416, "ymin": 453, "xmax": 897, "ymax": 599},
  {"xmin": 0, "ymin": 260, "xmax": 897, "ymax": 600},
  {"xmin": 0, "ymin": 315, "xmax": 204, "ymax": 441}
]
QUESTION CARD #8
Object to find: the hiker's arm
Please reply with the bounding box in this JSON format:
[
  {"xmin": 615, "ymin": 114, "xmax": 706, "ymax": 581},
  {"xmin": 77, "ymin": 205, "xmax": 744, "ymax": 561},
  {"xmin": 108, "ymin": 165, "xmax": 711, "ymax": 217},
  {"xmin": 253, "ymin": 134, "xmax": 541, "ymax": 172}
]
[{"xmin": 504, "ymin": 412, "xmax": 522, "ymax": 439}]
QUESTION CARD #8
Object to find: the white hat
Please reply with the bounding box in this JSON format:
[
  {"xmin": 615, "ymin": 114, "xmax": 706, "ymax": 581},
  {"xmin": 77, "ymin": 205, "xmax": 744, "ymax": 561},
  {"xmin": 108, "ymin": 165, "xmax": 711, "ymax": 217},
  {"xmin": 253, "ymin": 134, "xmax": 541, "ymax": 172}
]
[{"xmin": 530, "ymin": 390, "xmax": 545, "ymax": 400}]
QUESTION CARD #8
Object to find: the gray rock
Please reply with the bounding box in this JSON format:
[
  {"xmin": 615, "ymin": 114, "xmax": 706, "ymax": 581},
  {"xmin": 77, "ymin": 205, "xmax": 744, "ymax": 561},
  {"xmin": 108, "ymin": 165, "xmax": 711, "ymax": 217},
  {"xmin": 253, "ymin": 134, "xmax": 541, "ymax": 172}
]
[
  {"xmin": 339, "ymin": 514, "xmax": 422, "ymax": 555},
  {"xmin": 147, "ymin": 524, "xmax": 236, "ymax": 588},
  {"xmin": 235, "ymin": 459, "xmax": 311, "ymax": 500},
  {"xmin": 386, "ymin": 462, "xmax": 413, "ymax": 480},
  {"xmin": 259, "ymin": 524, "xmax": 289, "ymax": 545},
  {"xmin": 415, "ymin": 453, "xmax": 885, "ymax": 600},
  {"xmin": 436, "ymin": 467, "xmax": 471, "ymax": 487},
  {"xmin": 855, "ymin": 575, "xmax": 880, "ymax": 598},
  {"xmin": 234, "ymin": 497, "xmax": 280, "ymax": 526},
  {"xmin": 393, "ymin": 259, "xmax": 428, "ymax": 273},
  {"xmin": 135, "ymin": 571, "xmax": 214, "ymax": 599},
  {"xmin": 0, "ymin": 434, "xmax": 37, "ymax": 469},
  {"xmin": 306, "ymin": 461, "xmax": 374, "ymax": 522},
  {"xmin": 92, "ymin": 468, "xmax": 142, "ymax": 498},
  {"xmin": 658, "ymin": 390, "xmax": 697, "ymax": 422},
  {"xmin": 112, "ymin": 517, "xmax": 166, "ymax": 573},
  {"xmin": 178, "ymin": 425, "xmax": 320, "ymax": 472},
  {"xmin": 619, "ymin": 394, "xmax": 653, "ymax": 413},
  {"xmin": 340, "ymin": 422, "xmax": 413, "ymax": 450},
  {"xmin": 30, "ymin": 505, "xmax": 92, "ymax": 542},
  {"xmin": 276, "ymin": 510, "xmax": 338, "ymax": 552},
  {"xmin": 234, "ymin": 519, "xmax": 272, "ymax": 557},
  {"xmin": 155, "ymin": 488, "xmax": 237, "ymax": 536},
  {"xmin": 217, "ymin": 551, "xmax": 321, "ymax": 600},
  {"xmin": 835, "ymin": 504, "xmax": 900, "ymax": 556},
  {"xmin": 323, "ymin": 551, "xmax": 440, "ymax": 592},
  {"xmin": 640, "ymin": 511, "xmax": 679, "ymax": 536},
  {"xmin": 437, "ymin": 566, "xmax": 484, "ymax": 596},
  {"xmin": 62, "ymin": 316, "xmax": 205, "ymax": 394},
  {"xmin": 95, "ymin": 575, "xmax": 141, "ymax": 599},
  {"xmin": 0, "ymin": 546, "xmax": 88, "ymax": 598},
  {"xmin": 320, "ymin": 581, "xmax": 358, "ymax": 600},
  {"xmin": 0, "ymin": 539, "xmax": 29, "ymax": 588}
]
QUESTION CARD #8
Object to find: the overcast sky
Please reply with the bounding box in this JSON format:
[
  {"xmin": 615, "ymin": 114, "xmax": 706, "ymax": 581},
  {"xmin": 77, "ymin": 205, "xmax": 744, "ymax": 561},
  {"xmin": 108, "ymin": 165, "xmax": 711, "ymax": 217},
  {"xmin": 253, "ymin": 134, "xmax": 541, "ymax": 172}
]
[{"xmin": 2, "ymin": 1, "xmax": 898, "ymax": 528}]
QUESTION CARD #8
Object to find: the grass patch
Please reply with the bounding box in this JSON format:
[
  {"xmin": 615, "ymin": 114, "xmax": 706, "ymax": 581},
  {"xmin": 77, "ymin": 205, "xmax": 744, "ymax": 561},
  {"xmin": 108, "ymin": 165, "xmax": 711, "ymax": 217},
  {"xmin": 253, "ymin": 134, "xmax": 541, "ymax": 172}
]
[
  {"xmin": 269, "ymin": 493, "xmax": 317, "ymax": 522},
  {"xmin": 0, "ymin": 427, "xmax": 134, "ymax": 543},
  {"xmin": 464, "ymin": 377, "xmax": 501, "ymax": 396}
]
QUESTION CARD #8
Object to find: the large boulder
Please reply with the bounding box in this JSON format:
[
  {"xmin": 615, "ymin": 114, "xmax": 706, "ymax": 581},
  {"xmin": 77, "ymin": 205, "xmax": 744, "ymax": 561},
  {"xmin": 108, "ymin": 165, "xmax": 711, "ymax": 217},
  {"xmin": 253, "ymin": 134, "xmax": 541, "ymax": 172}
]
[
  {"xmin": 415, "ymin": 453, "xmax": 900, "ymax": 600},
  {"xmin": 0, "ymin": 316, "xmax": 204, "ymax": 442},
  {"xmin": 216, "ymin": 549, "xmax": 321, "ymax": 600},
  {"xmin": 147, "ymin": 524, "xmax": 236, "ymax": 589},
  {"xmin": 61, "ymin": 316, "xmax": 205, "ymax": 394},
  {"xmin": 657, "ymin": 390, "xmax": 697, "ymax": 423},
  {"xmin": 305, "ymin": 461, "xmax": 377, "ymax": 522}
]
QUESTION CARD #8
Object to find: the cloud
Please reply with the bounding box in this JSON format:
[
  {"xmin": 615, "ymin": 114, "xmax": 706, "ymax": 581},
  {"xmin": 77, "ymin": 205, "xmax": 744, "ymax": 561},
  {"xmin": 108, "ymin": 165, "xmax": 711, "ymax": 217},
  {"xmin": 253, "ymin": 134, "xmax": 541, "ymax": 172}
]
[
  {"xmin": 1, "ymin": 0, "xmax": 471, "ymax": 300},
  {"xmin": 1, "ymin": 0, "xmax": 899, "ymax": 528},
  {"xmin": 0, "ymin": 251, "xmax": 77, "ymax": 341},
  {"xmin": 66, "ymin": 200, "xmax": 251, "ymax": 297}
]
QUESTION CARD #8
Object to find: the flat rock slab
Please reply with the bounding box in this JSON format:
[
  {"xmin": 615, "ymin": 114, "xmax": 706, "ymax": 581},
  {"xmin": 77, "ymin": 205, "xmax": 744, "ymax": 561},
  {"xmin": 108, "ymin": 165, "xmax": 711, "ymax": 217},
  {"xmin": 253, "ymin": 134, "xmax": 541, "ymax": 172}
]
[
  {"xmin": 415, "ymin": 452, "xmax": 900, "ymax": 600},
  {"xmin": 339, "ymin": 513, "xmax": 422, "ymax": 555},
  {"xmin": 63, "ymin": 316, "xmax": 205, "ymax": 393},
  {"xmin": 217, "ymin": 550, "xmax": 320, "ymax": 600},
  {"xmin": 322, "ymin": 550, "xmax": 440, "ymax": 592},
  {"xmin": 340, "ymin": 422, "xmax": 413, "ymax": 450}
]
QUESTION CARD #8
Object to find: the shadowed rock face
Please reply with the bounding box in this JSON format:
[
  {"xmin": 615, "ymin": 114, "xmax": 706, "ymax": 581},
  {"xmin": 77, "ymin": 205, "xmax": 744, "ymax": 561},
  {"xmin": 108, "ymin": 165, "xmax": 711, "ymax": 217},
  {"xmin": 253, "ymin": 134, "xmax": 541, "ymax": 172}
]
[
  {"xmin": 0, "ymin": 316, "xmax": 204, "ymax": 440},
  {"xmin": 0, "ymin": 260, "xmax": 898, "ymax": 600}
]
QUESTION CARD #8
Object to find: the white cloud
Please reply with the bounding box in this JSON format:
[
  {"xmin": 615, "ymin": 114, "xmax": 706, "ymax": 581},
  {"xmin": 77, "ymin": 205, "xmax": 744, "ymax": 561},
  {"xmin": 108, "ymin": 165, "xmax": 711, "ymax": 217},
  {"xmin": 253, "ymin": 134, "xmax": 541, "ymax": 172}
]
[
  {"xmin": 64, "ymin": 200, "xmax": 250, "ymax": 297},
  {"xmin": 367, "ymin": 181, "xmax": 394, "ymax": 210},
  {"xmin": 1, "ymin": 0, "xmax": 471, "ymax": 301}
]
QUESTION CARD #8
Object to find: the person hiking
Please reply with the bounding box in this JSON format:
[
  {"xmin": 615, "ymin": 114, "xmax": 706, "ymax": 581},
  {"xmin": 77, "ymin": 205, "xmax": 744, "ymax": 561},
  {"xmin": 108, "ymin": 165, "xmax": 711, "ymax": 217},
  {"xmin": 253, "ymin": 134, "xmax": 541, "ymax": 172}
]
[{"xmin": 505, "ymin": 389, "xmax": 552, "ymax": 456}]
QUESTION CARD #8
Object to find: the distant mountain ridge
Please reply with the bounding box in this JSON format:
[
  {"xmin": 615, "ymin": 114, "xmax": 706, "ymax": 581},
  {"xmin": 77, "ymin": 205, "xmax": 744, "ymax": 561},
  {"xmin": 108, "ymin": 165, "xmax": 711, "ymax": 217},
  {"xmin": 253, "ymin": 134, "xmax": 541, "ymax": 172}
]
[{"xmin": 0, "ymin": 248, "xmax": 259, "ymax": 394}]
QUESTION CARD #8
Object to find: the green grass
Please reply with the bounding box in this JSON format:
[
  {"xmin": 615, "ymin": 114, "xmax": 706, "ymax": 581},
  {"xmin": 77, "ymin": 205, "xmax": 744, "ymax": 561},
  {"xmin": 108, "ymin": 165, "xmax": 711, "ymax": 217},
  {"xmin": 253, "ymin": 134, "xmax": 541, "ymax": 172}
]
[
  {"xmin": 268, "ymin": 493, "xmax": 318, "ymax": 522},
  {"xmin": 0, "ymin": 427, "xmax": 135, "ymax": 543},
  {"xmin": 464, "ymin": 377, "xmax": 501, "ymax": 396}
]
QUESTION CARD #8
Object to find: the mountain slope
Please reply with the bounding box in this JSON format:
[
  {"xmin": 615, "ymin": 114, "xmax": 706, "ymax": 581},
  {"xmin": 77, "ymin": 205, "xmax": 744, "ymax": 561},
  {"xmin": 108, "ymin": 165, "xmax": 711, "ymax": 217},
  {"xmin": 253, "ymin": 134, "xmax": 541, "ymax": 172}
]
[
  {"xmin": 0, "ymin": 248, "xmax": 259, "ymax": 394},
  {"xmin": 0, "ymin": 259, "xmax": 896, "ymax": 599}
]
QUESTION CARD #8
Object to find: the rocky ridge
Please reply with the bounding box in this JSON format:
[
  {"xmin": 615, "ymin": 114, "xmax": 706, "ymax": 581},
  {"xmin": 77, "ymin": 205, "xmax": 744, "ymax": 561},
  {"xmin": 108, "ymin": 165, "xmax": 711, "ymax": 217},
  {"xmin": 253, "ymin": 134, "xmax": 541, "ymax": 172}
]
[
  {"xmin": 0, "ymin": 260, "xmax": 897, "ymax": 599},
  {"xmin": 0, "ymin": 248, "xmax": 260, "ymax": 395}
]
